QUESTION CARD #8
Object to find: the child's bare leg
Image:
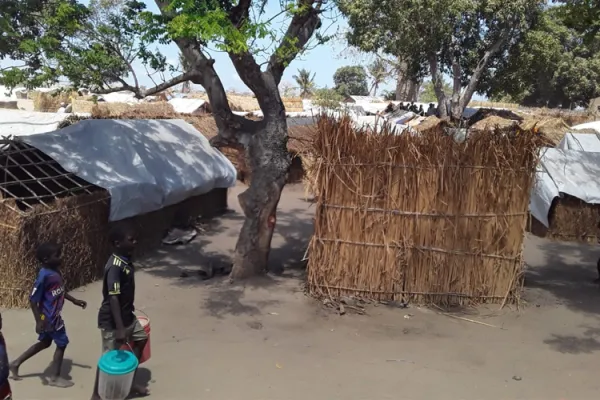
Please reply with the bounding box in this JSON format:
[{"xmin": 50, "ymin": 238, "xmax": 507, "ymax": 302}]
[
  {"xmin": 9, "ymin": 339, "xmax": 52, "ymax": 380},
  {"xmin": 47, "ymin": 346, "xmax": 74, "ymax": 388},
  {"xmin": 130, "ymin": 340, "xmax": 149, "ymax": 396}
]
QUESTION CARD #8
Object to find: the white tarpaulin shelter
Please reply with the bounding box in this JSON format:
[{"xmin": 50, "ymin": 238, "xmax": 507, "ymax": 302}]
[
  {"xmin": 557, "ymin": 132, "xmax": 600, "ymax": 152},
  {"xmin": 572, "ymin": 121, "xmax": 600, "ymax": 134},
  {"xmin": 0, "ymin": 110, "xmax": 86, "ymax": 136},
  {"xmin": 530, "ymin": 147, "xmax": 600, "ymax": 227},
  {"xmin": 20, "ymin": 119, "xmax": 237, "ymax": 221},
  {"xmin": 168, "ymin": 98, "xmax": 207, "ymax": 114}
]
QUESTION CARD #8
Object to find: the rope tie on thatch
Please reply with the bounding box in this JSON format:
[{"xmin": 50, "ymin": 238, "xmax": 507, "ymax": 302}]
[
  {"xmin": 315, "ymin": 238, "xmax": 520, "ymax": 261},
  {"xmin": 321, "ymin": 204, "xmax": 528, "ymax": 218},
  {"xmin": 323, "ymin": 162, "xmax": 530, "ymax": 171},
  {"xmin": 309, "ymin": 285, "xmax": 507, "ymax": 299}
]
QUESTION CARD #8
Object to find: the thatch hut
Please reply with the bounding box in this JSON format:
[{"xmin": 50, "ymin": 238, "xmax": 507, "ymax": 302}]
[
  {"xmin": 0, "ymin": 119, "xmax": 236, "ymax": 308},
  {"xmin": 306, "ymin": 116, "xmax": 540, "ymax": 306}
]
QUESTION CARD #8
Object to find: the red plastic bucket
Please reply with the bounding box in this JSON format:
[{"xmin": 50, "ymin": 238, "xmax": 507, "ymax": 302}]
[{"xmin": 120, "ymin": 315, "xmax": 151, "ymax": 364}]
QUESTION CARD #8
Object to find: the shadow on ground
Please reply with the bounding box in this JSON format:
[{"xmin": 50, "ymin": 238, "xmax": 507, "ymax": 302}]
[
  {"xmin": 140, "ymin": 184, "xmax": 314, "ymax": 299},
  {"xmin": 523, "ymin": 235, "xmax": 600, "ymax": 315}
]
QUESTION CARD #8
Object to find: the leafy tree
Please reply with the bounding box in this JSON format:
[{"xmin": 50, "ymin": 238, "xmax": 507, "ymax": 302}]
[
  {"xmin": 419, "ymin": 80, "xmax": 451, "ymax": 103},
  {"xmin": 483, "ymin": 4, "xmax": 600, "ymax": 108},
  {"xmin": 339, "ymin": 0, "xmax": 543, "ymax": 119},
  {"xmin": 367, "ymin": 58, "xmax": 389, "ymax": 96},
  {"xmin": 292, "ymin": 68, "xmax": 316, "ymax": 98},
  {"xmin": 313, "ymin": 87, "xmax": 344, "ymax": 109},
  {"xmin": 2, "ymin": 0, "xmax": 328, "ymax": 279},
  {"xmin": 333, "ymin": 65, "xmax": 368, "ymax": 97}
]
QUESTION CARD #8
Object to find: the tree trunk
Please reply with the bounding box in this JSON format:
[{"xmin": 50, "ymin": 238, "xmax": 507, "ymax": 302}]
[{"xmin": 230, "ymin": 115, "xmax": 290, "ymax": 280}]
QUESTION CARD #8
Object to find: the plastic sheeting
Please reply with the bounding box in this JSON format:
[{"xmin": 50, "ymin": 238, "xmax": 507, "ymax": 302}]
[
  {"xmin": 530, "ymin": 148, "xmax": 600, "ymax": 227},
  {"xmin": 556, "ymin": 132, "xmax": 600, "ymax": 152},
  {"xmin": 0, "ymin": 110, "xmax": 85, "ymax": 136},
  {"xmin": 572, "ymin": 121, "xmax": 600, "ymax": 134},
  {"xmin": 168, "ymin": 98, "xmax": 206, "ymax": 114},
  {"xmin": 20, "ymin": 119, "xmax": 237, "ymax": 221}
]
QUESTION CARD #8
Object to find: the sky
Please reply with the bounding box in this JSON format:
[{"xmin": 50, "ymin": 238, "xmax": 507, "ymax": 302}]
[{"xmin": 0, "ymin": 0, "xmax": 480, "ymax": 98}]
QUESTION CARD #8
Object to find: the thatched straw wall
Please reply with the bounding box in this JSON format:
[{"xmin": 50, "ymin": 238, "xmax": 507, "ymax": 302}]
[
  {"xmin": 72, "ymin": 100, "xmax": 174, "ymax": 115},
  {"xmin": 528, "ymin": 196, "xmax": 600, "ymax": 243},
  {"xmin": 0, "ymin": 192, "xmax": 110, "ymax": 308},
  {"xmin": 0, "ymin": 188, "xmax": 228, "ymax": 308},
  {"xmin": 32, "ymin": 91, "xmax": 77, "ymax": 112},
  {"xmin": 306, "ymin": 116, "xmax": 540, "ymax": 305}
]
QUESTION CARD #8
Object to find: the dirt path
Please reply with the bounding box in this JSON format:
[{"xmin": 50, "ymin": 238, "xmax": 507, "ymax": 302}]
[{"xmin": 3, "ymin": 184, "xmax": 600, "ymax": 399}]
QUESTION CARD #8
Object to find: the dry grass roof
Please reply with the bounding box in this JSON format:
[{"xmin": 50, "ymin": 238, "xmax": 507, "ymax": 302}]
[
  {"xmin": 186, "ymin": 93, "xmax": 303, "ymax": 112},
  {"xmin": 470, "ymin": 116, "xmax": 520, "ymax": 132}
]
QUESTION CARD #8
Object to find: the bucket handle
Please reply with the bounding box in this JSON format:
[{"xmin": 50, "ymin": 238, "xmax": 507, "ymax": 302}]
[{"xmin": 135, "ymin": 310, "xmax": 149, "ymax": 319}]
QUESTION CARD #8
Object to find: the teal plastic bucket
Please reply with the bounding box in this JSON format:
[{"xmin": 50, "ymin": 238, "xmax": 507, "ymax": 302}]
[{"xmin": 97, "ymin": 350, "xmax": 139, "ymax": 400}]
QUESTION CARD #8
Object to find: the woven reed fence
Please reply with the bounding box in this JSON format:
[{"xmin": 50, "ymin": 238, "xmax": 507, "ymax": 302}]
[{"xmin": 306, "ymin": 117, "xmax": 540, "ymax": 305}]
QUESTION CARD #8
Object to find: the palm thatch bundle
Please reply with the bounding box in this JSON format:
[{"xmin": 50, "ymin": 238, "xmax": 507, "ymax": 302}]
[
  {"xmin": 32, "ymin": 91, "xmax": 77, "ymax": 112},
  {"xmin": 282, "ymin": 97, "xmax": 304, "ymax": 112},
  {"xmin": 470, "ymin": 116, "xmax": 519, "ymax": 132},
  {"xmin": 528, "ymin": 196, "xmax": 600, "ymax": 243},
  {"xmin": 306, "ymin": 116, "xmax": 540, "ymax": 306}
]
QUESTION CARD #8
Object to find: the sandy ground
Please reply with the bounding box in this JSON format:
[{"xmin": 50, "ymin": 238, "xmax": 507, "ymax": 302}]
[{"xmin": 3, "ymin": 184, "xmax": 600, "ymax": 400}]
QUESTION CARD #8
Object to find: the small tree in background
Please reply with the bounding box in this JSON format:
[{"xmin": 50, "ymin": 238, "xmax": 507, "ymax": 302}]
[
  {"xmin": 293, "ymin": 69, "xmax": 316, "ymax": 98},
  {"xmin": 333, "ymin": 65, "xmax": 369, "ymax": 97},
  {"xmin": 367, "ymin": 58, "xmax": 390, "ymax": 96},
  {"xmin": 419, "ymin": 80, "xmax": 452, "ymax": 103}
]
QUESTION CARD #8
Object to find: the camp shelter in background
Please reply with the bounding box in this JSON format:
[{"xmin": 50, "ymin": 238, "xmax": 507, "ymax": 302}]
[
  {"xmin": 0, "ymin": 119, "xmax": 237, "ymax": 308},
  {"xmin": 168, "ymin": 98, "xmax": 211, "ymax": 115},
  {"xmin": 530, "ymin": 133, "xmax": 600, "ymax": 243}
]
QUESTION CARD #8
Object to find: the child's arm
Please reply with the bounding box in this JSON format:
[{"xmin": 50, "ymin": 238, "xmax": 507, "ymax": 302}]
[
  {"xmin": 106, "ymin": 265, "xmax": 126, "ymax": 340},
  {"xmin": 65, "ymin": 293, "xmax": 87, "ymax": 309},
  {"xmin": 29, "ymin": 277, "xmax": 45, "ymax": 334}
]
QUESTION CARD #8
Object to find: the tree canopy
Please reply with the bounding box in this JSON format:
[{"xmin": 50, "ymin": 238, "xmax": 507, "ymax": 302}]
[
  {"xmin": 339, "ymin": 0, "xmax": 543, "ymax": 119},
  {"xmin": 333, "ymin": 65, "xmax": 368, "ymax": 97},
  {"xmin": 483, "ymin": 3, "xmax": 600, "ymax": 108}
]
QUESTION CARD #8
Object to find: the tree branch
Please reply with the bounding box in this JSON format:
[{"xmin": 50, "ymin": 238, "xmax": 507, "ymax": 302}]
[
  {"xmin": 266, "ymin": 0, "xmax": 322, "ymax": 85},
  {"xmin": 428, "ymin": 53, "xmax": 448, "ymax": 118},
  {"xmin": 459, "ymin": 27, "xmax": 513, "ymax": 109},
  {"xmin": 229, "ymin": 0, "xmax": 252, "ymax": 27}
]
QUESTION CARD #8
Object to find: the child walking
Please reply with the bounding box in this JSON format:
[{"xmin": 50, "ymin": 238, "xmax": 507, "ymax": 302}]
[
  {"xmin": 0, "ymin": 313, "xmax": 12, "ymax": 399},
  {"xmin": 9, "ymin": 242, "xmax": 87, "ymax": 388},
  {"xmin": 91, "ymin": 224, "xmax": 149, "ymax": 400}
]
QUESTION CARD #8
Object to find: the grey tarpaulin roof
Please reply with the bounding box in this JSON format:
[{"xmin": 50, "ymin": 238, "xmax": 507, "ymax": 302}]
[{"xmin": 20, "ymin": 119, "xmax": 237, "ymax": 221}]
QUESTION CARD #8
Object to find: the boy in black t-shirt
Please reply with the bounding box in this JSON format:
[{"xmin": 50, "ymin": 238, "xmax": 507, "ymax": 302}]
[{"xmin": 90, "ymin": 224, "xmax": 149, "ymax": 400}]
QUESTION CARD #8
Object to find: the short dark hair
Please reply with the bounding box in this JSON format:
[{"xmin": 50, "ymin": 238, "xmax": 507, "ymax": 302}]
[
  {"xmin": 108, "ymin": 223, "xmax": 136, "ymax": 245},
  {"xmin": 36, "ymin": 242, "xmax": 61, "ymax": 263}
]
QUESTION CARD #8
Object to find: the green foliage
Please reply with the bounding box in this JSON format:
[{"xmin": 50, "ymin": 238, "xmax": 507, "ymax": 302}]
[
  {"xmin": 293, "ymin": 68, "xmax": 316, "ymax": 98},
  {"xmin": 419, "ymin": 80, "xmax": 451, "ymax": 103},
  {"xmin": 339, "ymin": 0, "xmax": 543, "ymax": 117},
  {"xmin": 382, "ymin": 90, "xmax": 395, "ymax": 101},
  {"xmin": 313, "ymin": 87, "xmax": 343, "ymax": 109},
  {"xmin": 333, "ymin": 65, "xmax": 368, "ymax": 97},
  {"xmin": 1, "ymin": 0, "xmax": 329, "ymax": 95},
  {"xmin": 0, "ymin": 0, "xmax": 89, "ymax": 89},
  {"xmin": 484, "ymin": 5, "xmax": 600, "ymax": 108}
]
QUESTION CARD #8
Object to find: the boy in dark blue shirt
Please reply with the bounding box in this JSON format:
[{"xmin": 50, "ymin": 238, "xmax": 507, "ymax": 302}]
[{"xmin": 9, "ymin": 242, "xmax": 87, "ymax": 388}]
